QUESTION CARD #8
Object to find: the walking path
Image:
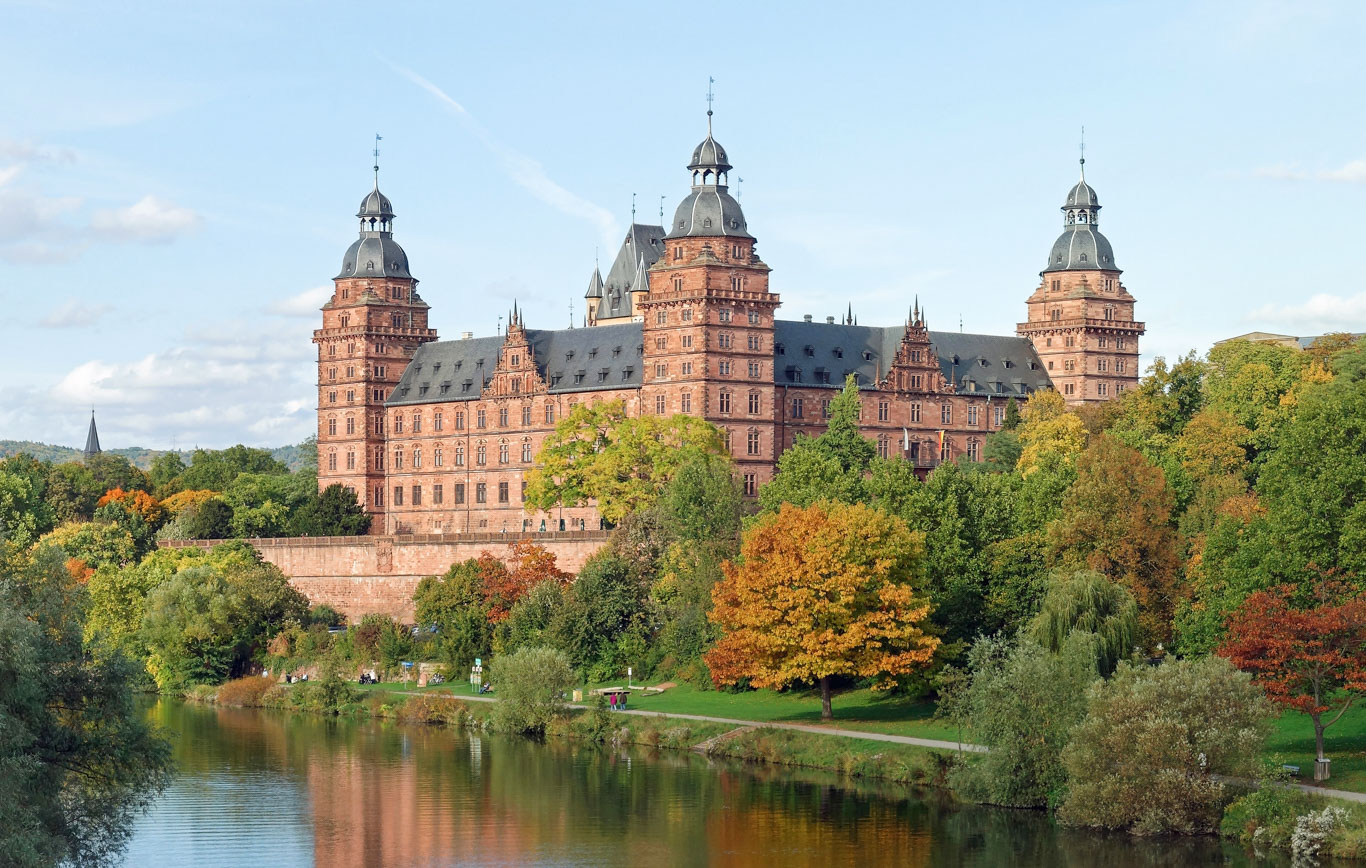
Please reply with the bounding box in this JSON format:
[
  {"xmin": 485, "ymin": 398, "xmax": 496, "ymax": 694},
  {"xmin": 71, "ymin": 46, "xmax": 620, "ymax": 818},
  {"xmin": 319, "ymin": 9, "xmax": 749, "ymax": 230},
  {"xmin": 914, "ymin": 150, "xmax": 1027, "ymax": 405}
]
[{"xmin": 397, "ymin": 689, "xmax": 987, "ymax": 754}]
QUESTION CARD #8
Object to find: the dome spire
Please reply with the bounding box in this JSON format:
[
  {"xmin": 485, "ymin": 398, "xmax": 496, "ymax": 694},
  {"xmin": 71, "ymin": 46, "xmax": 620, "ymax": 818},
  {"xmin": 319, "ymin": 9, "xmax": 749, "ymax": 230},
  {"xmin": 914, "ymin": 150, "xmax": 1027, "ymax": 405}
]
[
  {"xmin": 372, "ymin": 133, "xmax": 382, "ymax": 189},
  {"xmin": 706, "ymin": 76, "xmax": 715, "ymax": 135},
  {"xmin": 1079, "ymin": 125, "xmax": 1086, "ymax": 182}
]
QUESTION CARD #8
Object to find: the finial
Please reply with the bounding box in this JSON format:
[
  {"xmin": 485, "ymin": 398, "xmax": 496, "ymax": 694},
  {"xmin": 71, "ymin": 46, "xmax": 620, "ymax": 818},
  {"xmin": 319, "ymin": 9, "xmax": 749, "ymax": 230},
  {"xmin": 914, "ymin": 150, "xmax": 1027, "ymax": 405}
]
[
  {"xmin": 497, "ymin": 313, "xmax": 503, "ymax": 335},
  {"xmin": 1079, "ymin": 125, "xmax": 1086, "ymax": 180},
  {"xmin": 706, "ymin": 76, "xmax": 715, "ymax": 134},
  {"xmin": 373, "ymin": 133, "xmax": 383, "ymax": 188},
  {"xmin": 659, "ymin": 195, "xmax": 665, "ymax": 223},
  {"xmin": 569, "ymin": 299, "xmax": 574, "ymax": 328},
  {"xmin": 631, "ymin": 192, "xmax": 636, "ymax": 224},
  {"xmin": 737, "ymin": 176, "xmax": 744, "ymax": 198}
]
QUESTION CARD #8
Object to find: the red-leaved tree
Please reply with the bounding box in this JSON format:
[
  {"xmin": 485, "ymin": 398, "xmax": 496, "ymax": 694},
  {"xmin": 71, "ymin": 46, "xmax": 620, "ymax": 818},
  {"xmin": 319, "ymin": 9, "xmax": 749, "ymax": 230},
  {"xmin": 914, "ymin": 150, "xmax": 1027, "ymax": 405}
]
[
  {"xmin": 1219, "ymin": 582, "xmax": 1366, "ymax": 770},
  {"xmin": 479, "ymin": 542, "xmax": 572, "ymax": 623}
]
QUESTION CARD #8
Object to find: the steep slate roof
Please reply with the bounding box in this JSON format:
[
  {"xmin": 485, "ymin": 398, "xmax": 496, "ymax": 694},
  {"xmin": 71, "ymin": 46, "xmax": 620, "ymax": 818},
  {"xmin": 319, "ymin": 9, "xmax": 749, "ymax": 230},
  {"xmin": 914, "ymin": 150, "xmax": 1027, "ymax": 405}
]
[
  {"xmin": 387, "ymin": 320, "xmax": 1050, "ymax": 408},
  {"xmin": 592, "ymin": 224, "xmax": 665, "ymax": 321},
  {"xmin": 772, "ymin": 320, "xmax": 1050, "ymax": 396},
  {"xmin": 83, "ymin": 413, "xmax": 101, "ymax": 457},
  {"xmin": 386, "ymin": 323, "xmax": 646, "ymax": 406}
]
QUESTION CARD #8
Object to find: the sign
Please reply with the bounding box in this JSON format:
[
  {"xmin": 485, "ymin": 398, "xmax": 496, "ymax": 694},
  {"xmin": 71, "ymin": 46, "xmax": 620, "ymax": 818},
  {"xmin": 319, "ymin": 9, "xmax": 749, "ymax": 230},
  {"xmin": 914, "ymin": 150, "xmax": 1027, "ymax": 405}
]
[{"xmin": 475, "ymin": 658, "xmax": 482, "ymax": 667}]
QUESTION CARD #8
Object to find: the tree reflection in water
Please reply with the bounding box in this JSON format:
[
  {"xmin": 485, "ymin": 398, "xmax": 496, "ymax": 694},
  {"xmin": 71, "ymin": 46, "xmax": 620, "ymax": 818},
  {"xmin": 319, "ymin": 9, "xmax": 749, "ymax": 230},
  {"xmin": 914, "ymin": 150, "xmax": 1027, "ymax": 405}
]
[{"xmin": 123, "ymin": 700, "xmax": 1291, "ymax": 868}]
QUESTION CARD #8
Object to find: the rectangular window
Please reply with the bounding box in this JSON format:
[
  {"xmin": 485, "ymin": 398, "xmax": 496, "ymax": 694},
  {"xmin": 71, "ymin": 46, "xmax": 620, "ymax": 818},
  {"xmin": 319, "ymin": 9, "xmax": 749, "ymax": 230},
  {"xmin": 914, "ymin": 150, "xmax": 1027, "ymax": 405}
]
[
  {"xmin": 878, "ymin": 400, "xmax": 889, "ymax": 422},
  {"xmin": 455, "ymin": 447, "xmax": 465, "ymax": 467},
  {"xmin": 719, "ymin": 392, "xmax": 732, "ymax": 413},
  {"xmin": 910, "ymin": 402, "xmax": 921, "ymax": 423},
  {"xmin": 718, "ymin": 333, "xmax": 732, "ymax": 349},
  {"xmin": 1098, "ymin": 382, "xmax": 1109, "ymax": 396},
  {"xmin": 393, "ymin": 486, "xmax": 404, "ymax": 506},
  {"xmin": 456, "ymin": 411, "xmax": 465, "ymax": 430},
  {"xmin": 747, "ymin": 431, "xmax": 761, "ymax": 456},
  {"xmin": 655, "ymin": 337, "xmax": 667, "ymax": 350},
  {"xmin": 994, "ymin": 405, "xmax": 1004, "ymax": 427},
  {"xmin": 941, "ymin": 404, "xmax": 952, "ymax": 424},
  {"xmin": 719, "ymin": 360, "xmax": 732, "ymax": 375},
  {"xmin": 655, "ymin": 363, "xmax": 668, "ymax": 377},
  {"xmin": 411, "ymin": 485, "xmax": 422, "ymax": 506},
  {"xmin": 522, "ymin": 406, "xmax": 532, "ymax": 425},
  {"xmin": 656, "ymin": 395, "xmax": 666, "ymax": 414},
  {"xmin": 656, "ymin": 311, "xmax": 667, "ymax": 325},
  {"xmin": 743, "ymin": 473, "xmax": 756, "ymax": 496},
  {"xmin": 545, "ymin": 405, "xmax": 555, "ymax": 424},
  {"xmin": 791, "ymin": 397, "xmax": 803, "ymax": 418},
  {"xmin": 522, "ymin": 441, "xmax": 532, "ymax": 462},
  {"xmin": 877, "ymin": 438, "xmax": 889, "ymax": 459},
  {"xmin": 681, "ymin": 362, "xmax": 693, "ymax": 375},
  {"xmin": 475, "ymin": 483, "xmax": 487, "ymax": 504},
  {"xmin": 967, "ymin": 440, "xmax": 980, "ymax": 461},
  {"xmin": 412, "ymin": 413, "xmax": 421, "ymax": 433},
  {"xmin": 477, "ymin": 445, "xmax": 487, "ymax": 466},
  {"xmin": 748, "ymin": 361, "xmax": 760, "ymax": 378},
  {"xmin": 967, "ymin": 406, "xmax": 979, "ymax": 426},
  {"xmin": 520, "ymin": 481, "xmax": 527, "ymax": 502},
  {"xmin": 393, "ymin": 450, "xmax": 403, "ymax": 469},
  {"xmin": 434, "ymin": 411, "xmax": 443, "ymax": 431},
  {"xmin": 327, "ymin": 391, "xmax": 337, "ymax": 404},
  {"xmin": 433, "ymin": 484, "xmax": 443, "ymax": 504},
  {"xmin": 681, "ymin": 392, "xmax": 692, "ymax": 413},
  {"xmin": 498, "ymin": 482, "xmax": 509, "ymax": 503},
  {"xmin": 749, "ymin": 393, "xmax": 761, "ymax": 414},
  {"xmin": 477, "ymin": 409, "xmax": 486, "ymax": 428},
  {"xmin": 346, "ymin": 451, "xmax": 355, "ymax": 469},
  {"xmin": 822, "ymin": 399, "xmax": 832, "ymax": 418},
  {"xmin": 327, "ymin": 452, "xmax": 337, "ymax": 470},
  {"xmin": 327, "ymin": 418, "xmax": 337, "ymax": 436},
  {"xmin": 455, "ymin": 483, "xmax": 466, "ymax": 505},
  {"xmin": 719, "ymin": 309, "xmax": 732, "ymax": 323},
  {"xmin": 499, "ymin": 408, "xmax": 508, "ymax": 427},
  {"xmin": 374, "ymin": 485, "xmax": 383, "ymax": 507},
  {"xmin": 394, "ymin": 416, "xmax": 404, "ymax": 434},
  {"xmin": 682, "ymin": 308, "xmax": 692, "ymax": 322},
  {"xmin": 747, "ymin": 334, "xmax": 761, "ymax": 351}
]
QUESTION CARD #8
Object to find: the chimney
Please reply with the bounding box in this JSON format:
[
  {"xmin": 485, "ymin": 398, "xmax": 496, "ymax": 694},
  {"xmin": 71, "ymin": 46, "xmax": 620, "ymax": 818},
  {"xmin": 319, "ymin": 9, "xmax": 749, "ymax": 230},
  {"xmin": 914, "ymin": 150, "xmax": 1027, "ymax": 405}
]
[
  {"xmin": 826, "ymin": 316, "xmax": 835, "ymax": 324},
  {"xmin": 461, "ymin": 331, "xmax": 473, "ymax": 340},
  {"xmin": 803, "ymin": 314, "xmax": 812, "ymax": 323}
]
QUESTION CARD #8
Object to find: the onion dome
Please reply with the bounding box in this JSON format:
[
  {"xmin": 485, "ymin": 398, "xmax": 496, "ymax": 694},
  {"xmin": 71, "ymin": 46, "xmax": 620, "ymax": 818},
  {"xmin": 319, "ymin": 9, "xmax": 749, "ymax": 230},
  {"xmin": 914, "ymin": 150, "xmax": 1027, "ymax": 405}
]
[
  {"xmin": 1043, "ymin": 163, "xmax": 1118, "ymax": 273},
  {"xmin": 667, "ymin": 113, "xmax": 751, "ymax": 240},
  {"xmin": 337, "ymin": 177, "xmax": 412, "ymax": 280}
]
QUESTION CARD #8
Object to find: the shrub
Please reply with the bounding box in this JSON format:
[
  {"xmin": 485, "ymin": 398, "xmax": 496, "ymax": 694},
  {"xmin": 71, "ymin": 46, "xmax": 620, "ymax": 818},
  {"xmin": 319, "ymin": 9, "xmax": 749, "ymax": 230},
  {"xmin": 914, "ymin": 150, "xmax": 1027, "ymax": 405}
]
[
  {"xmin": 396, "ymin": 694, "xmax": 463, "ymax": 726},
  {"xmin": 488, "ymin": 646, "xmax": 575, "ymax": 735},
  {"xmin": 1059, "ymin": 655, "xmax": 1271, "ymax": 835},
  {"xmin": 949, "ymin": 634, "xmax": 1096, "ymax": 808},
  {"xmin": 1220, "ymin": 783, "xmax": 1309, "ymax": 850},
  {"xmin": 216, "ymin": 675, "xmax": 277, "ymax": 708},
  {"xmin": 1294, "ymin": 806, "xmax": 1349, "ymax": 861}
]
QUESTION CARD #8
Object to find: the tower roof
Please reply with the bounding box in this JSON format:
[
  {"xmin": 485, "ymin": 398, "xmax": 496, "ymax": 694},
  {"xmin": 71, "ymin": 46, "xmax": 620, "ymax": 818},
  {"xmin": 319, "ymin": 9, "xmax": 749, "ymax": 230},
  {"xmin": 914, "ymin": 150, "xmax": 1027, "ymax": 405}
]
[
  {"xmin": 83, "ymin": 412, "xmax": 101, "ymax": 459},
  {"xmin": 584, "ymin": 265, "xmax": 604, "ymax": 299},
  {"xmin": 688, "ymin": 134, "xmax": 732, "ymax": 174},
  {"xmin": 1043, "ymin": 163, "xmax": 1119, "ymax": 274},
  {"xmin": 337, "ymin": 174, "xmax": 413, "ymax": 280}
]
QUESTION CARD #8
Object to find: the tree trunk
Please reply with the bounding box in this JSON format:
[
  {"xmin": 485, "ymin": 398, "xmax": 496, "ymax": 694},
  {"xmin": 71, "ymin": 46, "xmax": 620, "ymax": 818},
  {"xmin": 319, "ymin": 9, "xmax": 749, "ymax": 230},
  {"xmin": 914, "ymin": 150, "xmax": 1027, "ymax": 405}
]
[
  {"xmin": 1315, "ymin": 713, "xmax": 1326, "ymax": 761},
  {"xmin": 820, "ymin": 676, "xmax": 833, "ymax": 720}
]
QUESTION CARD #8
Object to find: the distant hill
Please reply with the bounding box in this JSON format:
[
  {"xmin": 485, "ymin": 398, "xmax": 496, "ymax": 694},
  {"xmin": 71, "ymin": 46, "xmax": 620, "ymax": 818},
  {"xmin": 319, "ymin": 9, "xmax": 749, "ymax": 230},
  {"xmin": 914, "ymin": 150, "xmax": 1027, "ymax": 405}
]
[{"xmin": 0, "ymin": 440, "xmax": 316, "ymax": 472}]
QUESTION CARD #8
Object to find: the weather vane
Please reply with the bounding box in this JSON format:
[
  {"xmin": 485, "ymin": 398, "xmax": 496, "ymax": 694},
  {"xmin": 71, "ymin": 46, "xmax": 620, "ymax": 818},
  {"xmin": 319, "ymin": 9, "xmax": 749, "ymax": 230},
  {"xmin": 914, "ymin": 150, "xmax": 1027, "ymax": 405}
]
[
  {"xmin": 1079, "ymin": 126, "xmax": 1086, "ymax": 176},
  {"xmin": 706, "ymin": 77, "xmax": 715, "ymax": 132},
  {"xmin": 373, "ymin": 133, "xmax": 382, "ymax": 178}
]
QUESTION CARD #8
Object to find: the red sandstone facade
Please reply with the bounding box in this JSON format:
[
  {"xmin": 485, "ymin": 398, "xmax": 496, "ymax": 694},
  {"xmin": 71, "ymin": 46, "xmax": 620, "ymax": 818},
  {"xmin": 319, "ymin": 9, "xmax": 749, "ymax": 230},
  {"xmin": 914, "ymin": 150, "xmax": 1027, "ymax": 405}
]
[{"xmin": 315, "ymin": 122, "xmax": 1142, "ymax": 532}]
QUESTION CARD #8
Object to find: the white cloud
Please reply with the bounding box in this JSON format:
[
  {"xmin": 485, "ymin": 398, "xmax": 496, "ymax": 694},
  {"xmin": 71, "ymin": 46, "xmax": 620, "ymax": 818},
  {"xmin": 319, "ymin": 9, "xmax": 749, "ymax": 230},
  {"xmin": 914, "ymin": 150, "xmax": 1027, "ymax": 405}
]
[
  {"xmin": 394, "ymin": 65, "xmax": 620, "ymax": 251},
  {"xmin": 1253, "ymin": 158, "xmax": 1366, "ymax": 183},
  {"xmin": 90, "ymin": 194, "xmax": 201, "ymax": 242},
  {"xmin": 267, "ymin": 286, "xmax": 332, "ymax": 318},
  {"xmin": 1246, "ymin": 291, "xmax": 1366, "ymax": 333},
  {"xmin": 39, "ymin": 300, "xmax": 111, "ymax": 328}
]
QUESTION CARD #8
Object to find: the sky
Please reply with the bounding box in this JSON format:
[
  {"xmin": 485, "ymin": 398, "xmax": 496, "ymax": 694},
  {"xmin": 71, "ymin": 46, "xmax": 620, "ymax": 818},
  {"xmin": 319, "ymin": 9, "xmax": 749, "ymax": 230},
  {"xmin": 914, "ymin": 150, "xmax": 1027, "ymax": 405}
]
[{"xmin": 2, "ymin": 0, "xmax": 1365, "ymax": 450}]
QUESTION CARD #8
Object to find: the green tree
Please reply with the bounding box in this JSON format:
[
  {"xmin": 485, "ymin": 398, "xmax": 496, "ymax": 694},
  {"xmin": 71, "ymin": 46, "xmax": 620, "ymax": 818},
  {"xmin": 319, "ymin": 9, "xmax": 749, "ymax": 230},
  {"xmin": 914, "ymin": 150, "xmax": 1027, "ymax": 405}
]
[
  {"xmin": 186, "ymin": 497, "xmax": 234, "ymax": 539},
  {"xmin": 525, "ymin": 401, "xmax": 728, "ymax": 523},
  {"xmin": 178, "ymin": 445, "xmax": 289, "ymax": 491},
  {"xmin": 0, "ymin": 545, "xmax": 172, "ymax": 867},
  {"xmin": 1059, "ymin": 656, "xmax": 1271, "ymax": 834},
  {"xmin": 45, "ymin": 461, "xmax": 100, "ymax": 523},
  {"xmin": 550, "ymin": 552, "xmax": 652, "ymax": 680},
  {"xmin": 501, "ymin": 580, "xmax": 565, "ymax": 653},
  {"xmin": 1028, "ymin": 570, "xmax": 1137, "ymax": 676},
  {"xmin": 659, "ymin": 451, "xmax": 742, "ymax": 544},
  {"xmin": 148, "ymin": 451, "xmax": 187, "ymax": 494},
  {"xmin": 0, "ymin": 465, "xmax": 48, "ymax": 548},
  {"xmin": 414, "ymin": 560, "xmax": 493, "ymax": 673},
  {"xmin": 290, "ymin": 483, "xmax": 372, "ymax": 536},
  {"xmin": 759, "ymin": 375, "xmax": 875, "ymax": 510},
  {"xmin": 489, "ymin": 646, "xmax": 575, "ymax": 734},
  {"xmin": 84, "ymin": 453, "xmax": 151, "ymax": 496},
  {"xmin": 39, "ymin": 520, "xmax": 138, "ymax": 571}
]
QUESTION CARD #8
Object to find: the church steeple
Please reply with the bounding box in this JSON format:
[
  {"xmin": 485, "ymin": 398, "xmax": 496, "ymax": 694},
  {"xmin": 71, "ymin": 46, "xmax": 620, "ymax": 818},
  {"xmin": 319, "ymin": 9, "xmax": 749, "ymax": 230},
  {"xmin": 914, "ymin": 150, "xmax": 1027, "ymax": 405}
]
[{"xmin": 83, "ymin": 411, "xmax": 101, "ymax": 461}]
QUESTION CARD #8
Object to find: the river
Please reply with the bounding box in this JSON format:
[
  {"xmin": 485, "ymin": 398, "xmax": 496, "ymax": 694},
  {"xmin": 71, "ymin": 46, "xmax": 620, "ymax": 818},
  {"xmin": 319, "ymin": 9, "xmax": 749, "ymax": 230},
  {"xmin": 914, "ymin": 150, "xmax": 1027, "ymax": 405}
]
[{"xmin": 118, "ymin": 699, "xmax": 1293, "ymax": 867}]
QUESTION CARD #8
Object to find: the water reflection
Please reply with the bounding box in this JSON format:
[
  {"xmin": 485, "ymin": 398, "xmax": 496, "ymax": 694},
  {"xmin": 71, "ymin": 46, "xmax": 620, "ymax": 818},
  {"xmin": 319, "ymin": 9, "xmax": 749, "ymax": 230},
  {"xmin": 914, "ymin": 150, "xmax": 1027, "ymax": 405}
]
[{"xmin": 121, "ymin": 700, "xmax": 1295, "ymax": 868}]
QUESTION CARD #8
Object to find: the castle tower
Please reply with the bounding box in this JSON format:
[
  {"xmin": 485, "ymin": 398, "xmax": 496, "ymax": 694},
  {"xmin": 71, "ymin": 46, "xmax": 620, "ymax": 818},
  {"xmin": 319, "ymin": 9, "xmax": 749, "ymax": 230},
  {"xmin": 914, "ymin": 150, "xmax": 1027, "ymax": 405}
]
[
  {"xmin": 637, "ymin": 107, "xmax": 780, "ymax": 492},
  {"xmin": 313, "ymin": 167, "xmax": 437, "ymax": 529},
  {"xmin": 1018, "ymin": 155, "xmax": 1144, "ymax": 403}
]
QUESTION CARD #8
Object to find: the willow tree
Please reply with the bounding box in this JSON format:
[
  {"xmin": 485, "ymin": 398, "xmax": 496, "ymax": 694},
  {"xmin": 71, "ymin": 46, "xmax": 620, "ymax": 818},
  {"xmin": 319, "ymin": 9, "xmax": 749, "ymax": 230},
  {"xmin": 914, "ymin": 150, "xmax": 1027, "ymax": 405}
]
[{"xmin": 1029, "ymin": 570, "xmax": 1138, "ymax": 675}]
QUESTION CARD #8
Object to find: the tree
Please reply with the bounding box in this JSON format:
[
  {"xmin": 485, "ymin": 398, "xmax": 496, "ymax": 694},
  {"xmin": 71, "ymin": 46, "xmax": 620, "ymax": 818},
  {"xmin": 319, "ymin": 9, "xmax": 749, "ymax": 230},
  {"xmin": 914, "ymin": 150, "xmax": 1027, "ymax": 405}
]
[
  {"xmin": 186, "ymin": 497, "xmax": 234, "ymax": 539},
  {"xmin": 659, "ymin": 451, "xmax": 742, "ymax": 544},
  {"xmin": 1049, "ymin": 433, "xmax": 1180, "ymax": 646},
  {"xmin": 0, "ymin": 464, "xmax": 48, "ymax": 547},
  {"xmin": 148, "ymin": 451, "xmax": 187, "ymax": 494},
  {"xmin": 1028, "ymin": 570, "xmax": 1137, "ymax": 676},
  {"xmin": 1059, "ymin": 656, "xmax": 1271, "ymax": 834},
  {"xmin": 0, "ymin": 544, "xmax": 172, "ymax": 867},
  {"xmin": 289, "ymin": 483, "xmax": 372, "ymax": 536},
  {"xmin": 484, "ymin": 541, "xmax": 570, "ymax": 622},
  {"xmin": 550, "ymin": 552, "xmax": 652, "ymax": 680},
  {"xmin": 524, "ymin": 401, "xmax": 729, "ymax": 523},
  {"xmin": 1014, "ymin": 390, "xmax": 1086, "ymax": 476},
  {"xmin": 489, "ymin": 646, "xmax": 575, "ymax": 734},
  {"xmin": 706, "ymin": 501, "xmax": 939, "ymax": 719},
  {"xmin": 1219, "ymin": 582, "xmax": 1366, "ymax": 777},
  {"xmin": 414, "ymin": 560, "xmax": 493, "ymax": 672},
  {"xmin": 177, "ymin": 445, "xmax": 289, "ymax": 491},
  {"xmin": 1002, "ymin": 397, "xmax": 1022, "ymax": 431},
  {"xmin": 84, "ymin": 453, "xmax": 150, "ymax": 496},
  {"xmin": 759, "ymin": 375, "xmax": 875, "ymax": 510},
  {"xmin": 39, "ymin": 521, "xmax": 137, "ymax": 571}
]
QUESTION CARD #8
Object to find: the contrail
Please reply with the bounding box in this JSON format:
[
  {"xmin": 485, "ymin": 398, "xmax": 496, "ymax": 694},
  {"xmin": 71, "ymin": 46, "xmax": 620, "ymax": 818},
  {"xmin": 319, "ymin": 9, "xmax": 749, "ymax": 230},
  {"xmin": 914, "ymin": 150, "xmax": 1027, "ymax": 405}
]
[{"xmin": 393, "ymin": 65, "xmax": 620, "ymax": 249}]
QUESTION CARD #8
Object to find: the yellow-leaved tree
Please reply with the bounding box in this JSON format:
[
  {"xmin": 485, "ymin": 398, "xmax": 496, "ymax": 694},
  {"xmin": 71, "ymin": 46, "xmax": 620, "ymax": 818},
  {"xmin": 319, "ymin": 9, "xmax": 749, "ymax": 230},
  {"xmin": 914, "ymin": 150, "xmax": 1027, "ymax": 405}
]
[{"xmin": 706, "ymin": 501, "xmax": 940, "ymax": 719}]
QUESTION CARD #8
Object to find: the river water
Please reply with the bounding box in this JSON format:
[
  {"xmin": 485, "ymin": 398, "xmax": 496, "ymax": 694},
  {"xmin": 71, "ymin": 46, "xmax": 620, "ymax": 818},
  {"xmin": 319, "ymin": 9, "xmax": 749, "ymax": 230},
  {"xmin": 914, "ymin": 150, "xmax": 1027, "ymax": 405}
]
[{"xmin": 119, "ymin": 699, "xmax": 1292, "ymax": 867}]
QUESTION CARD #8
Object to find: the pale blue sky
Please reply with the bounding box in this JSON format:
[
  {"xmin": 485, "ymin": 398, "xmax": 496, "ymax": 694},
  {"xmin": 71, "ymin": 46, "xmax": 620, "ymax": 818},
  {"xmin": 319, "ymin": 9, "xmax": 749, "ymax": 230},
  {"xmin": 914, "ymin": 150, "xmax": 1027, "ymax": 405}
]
[{"xmin": 3, "ymin": 0, "xmax": 1364, "ymax": 449}]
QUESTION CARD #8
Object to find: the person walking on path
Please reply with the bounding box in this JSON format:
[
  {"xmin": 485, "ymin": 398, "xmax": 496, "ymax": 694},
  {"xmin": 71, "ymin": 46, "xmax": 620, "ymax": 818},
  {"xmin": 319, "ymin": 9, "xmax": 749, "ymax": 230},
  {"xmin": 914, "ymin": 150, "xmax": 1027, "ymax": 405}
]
[{"xmin": 610, "ymin": 692, "xmax": 618, "ymax": 711}]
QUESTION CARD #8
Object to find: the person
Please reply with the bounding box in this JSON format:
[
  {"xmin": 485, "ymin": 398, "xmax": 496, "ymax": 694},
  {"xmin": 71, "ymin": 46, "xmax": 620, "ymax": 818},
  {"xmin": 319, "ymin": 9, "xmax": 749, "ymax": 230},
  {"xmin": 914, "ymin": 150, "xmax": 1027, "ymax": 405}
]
[
  {"xmin": 610, "ymin": 692, "xmax": 618, "ymax": 711},
  {"xmin": 620, "ymin": 691, "xmax": 627, "ymax": 710}
]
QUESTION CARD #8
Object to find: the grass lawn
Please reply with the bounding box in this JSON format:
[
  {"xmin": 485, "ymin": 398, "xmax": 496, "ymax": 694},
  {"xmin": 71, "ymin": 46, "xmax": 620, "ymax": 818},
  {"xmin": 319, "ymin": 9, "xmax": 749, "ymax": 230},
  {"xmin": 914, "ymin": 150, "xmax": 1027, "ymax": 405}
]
[
  {"xmin": 1263, "ymin": 702, "xmax": 1366, "ymax": 793},
  {"xmin": 575, "ymin": 680, "xmax": 962, "ymax": 742}
]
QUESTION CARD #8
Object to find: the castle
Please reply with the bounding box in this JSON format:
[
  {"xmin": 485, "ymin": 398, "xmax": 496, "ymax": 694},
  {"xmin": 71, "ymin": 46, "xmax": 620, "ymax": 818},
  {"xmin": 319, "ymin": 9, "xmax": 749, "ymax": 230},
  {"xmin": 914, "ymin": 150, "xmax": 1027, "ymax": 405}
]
[{"xmin": 314, "ymin": 112, "xmax": 1143, "ymax": 535}]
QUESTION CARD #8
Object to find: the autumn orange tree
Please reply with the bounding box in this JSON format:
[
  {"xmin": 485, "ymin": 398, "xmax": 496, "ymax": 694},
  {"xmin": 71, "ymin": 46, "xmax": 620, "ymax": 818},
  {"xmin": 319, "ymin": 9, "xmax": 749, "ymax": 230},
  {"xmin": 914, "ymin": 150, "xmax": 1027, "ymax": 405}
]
[
  {"xmin": 1219, "ymin": 582, "xmax": 1366, "ymax": 776},
  {"xmin": 480, "ymin": 541, "xmax": 571, "ymax": 623},
  {"xmin": 706, "ymin": 501, "xmax": 939, "ymax": 719}
]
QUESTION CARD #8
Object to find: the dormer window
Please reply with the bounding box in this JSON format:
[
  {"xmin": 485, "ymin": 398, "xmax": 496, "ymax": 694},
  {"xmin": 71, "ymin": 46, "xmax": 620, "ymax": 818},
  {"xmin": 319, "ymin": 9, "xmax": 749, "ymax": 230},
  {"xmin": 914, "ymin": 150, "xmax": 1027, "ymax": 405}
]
[
  {"xmin": 612, "ymin": 346, "xmax": 622, "ymax": 357},
  {"xmin": 833, "ymin": 347, "xmax": 844, "ymax": 359},
  {"xmin": 566, "ymin": 350, "xmax": 575, "ymax": 360},
  {"xmin": 775, "ymin": 343, "xmax": 785, "ymax": 355},
  {"xmin": 804, "ymin": 345, "xmax": 815, "ymax": 357},
  {"xmin": 862, "ymin": 351, "xmax": 874, "ymax": 362},
  {"xmin": 588, "ymin": 348, "xmax": 598, "ymax": 358}
]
